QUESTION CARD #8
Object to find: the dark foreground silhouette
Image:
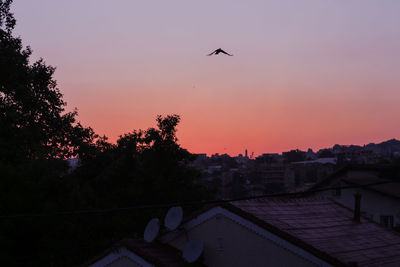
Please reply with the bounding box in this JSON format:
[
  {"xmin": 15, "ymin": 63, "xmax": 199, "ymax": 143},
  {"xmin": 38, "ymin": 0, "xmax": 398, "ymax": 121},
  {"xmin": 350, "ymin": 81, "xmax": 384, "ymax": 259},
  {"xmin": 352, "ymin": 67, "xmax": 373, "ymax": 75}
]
[{"xmin": 0, "ymin": 1, "xmax": 212, "ymax": 266}]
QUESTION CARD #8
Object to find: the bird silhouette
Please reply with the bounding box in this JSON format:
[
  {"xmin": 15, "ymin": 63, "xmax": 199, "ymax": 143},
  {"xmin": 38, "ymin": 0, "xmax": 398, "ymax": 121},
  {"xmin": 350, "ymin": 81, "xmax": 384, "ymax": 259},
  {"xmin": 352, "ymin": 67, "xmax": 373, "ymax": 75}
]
[{"xmin": 207, "ymin": 48, "xmax": 233, "ymax": 56}]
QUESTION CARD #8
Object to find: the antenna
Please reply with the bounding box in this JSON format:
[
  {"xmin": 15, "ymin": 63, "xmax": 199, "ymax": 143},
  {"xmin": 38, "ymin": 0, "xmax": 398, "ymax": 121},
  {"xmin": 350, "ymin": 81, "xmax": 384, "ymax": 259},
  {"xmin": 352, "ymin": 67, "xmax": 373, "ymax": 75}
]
[
  {"xmin": 164, "ymin": 206, "xmax": 183, "ymax": 231},
  {"xmin": 143, "ymin": 218, "xmax": 160, "ymax": 243},
  {"xmin": 183, "ymin": 239, "xmax": 204, "ymax": 263}
]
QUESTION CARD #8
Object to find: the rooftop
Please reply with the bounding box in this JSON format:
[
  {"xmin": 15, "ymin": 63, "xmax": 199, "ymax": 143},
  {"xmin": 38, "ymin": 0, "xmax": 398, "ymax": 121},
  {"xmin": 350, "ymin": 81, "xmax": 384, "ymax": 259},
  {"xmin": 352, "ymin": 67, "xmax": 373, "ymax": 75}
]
[
  {"xmin": 229, "ymin": 197, "xmax": 400, "ymax": 266},
  {"xmin": 292, "ymin": 158, "xmax": 337, "ymax": 165},
  {"xmin": 83, "ymin": 238, "xmax": 203, "ymax": 267},
  {"xmin": 309, "ymin": 164, "xmax": 400, "ymax": 199},
  {"xmin": 341, "ymin": 175, "xmax": 400, "ymax": 199}
]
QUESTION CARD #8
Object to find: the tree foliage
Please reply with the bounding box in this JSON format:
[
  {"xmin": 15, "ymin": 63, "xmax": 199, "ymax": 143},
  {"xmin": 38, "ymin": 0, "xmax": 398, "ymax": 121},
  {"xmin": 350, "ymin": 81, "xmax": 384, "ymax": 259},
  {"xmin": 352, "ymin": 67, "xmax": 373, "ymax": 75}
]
[
  {"xmin": 0, "ymin": 0, "xmax": 15, "ymax": 31},
  {"xmin": 71, "ymin": 114, "xmax": 208, "ymax": 209},
  {"xmin": 0, "ymin": 0, "xmax": 96, "ymax": 164}
]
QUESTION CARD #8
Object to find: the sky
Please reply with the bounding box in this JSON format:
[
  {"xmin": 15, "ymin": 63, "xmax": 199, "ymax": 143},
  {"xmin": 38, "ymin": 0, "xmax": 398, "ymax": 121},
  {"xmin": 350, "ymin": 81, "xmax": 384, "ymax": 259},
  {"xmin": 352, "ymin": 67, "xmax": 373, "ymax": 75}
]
[{"xmin": 11, "ymin": 0, "xmax": 400, "ymax": 156}]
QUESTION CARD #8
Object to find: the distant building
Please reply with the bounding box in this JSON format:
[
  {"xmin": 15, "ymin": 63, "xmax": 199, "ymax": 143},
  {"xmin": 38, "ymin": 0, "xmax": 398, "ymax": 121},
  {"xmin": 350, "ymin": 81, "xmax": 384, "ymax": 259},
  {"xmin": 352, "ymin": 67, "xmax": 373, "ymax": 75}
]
[
  {"xmin": 306, "ymin": 149, "xmax": 317, "ymax": 160},
  {"xmin": 258, "ymin": 153, "xmax": 283, "ymax": 163},
  {"xmin": 66, "ymin": 158, "xmax": 80, "ymax": 173},
  {"xmin": 207, "ymin": 165, "xmax": 222, "ymax": 174},
  {"xmin": 251, "ymin": 155, "xmax": 286, "ymax": 194},
  {"xmin": 235, "ymin": 154, "xmax": 249, "ymax": 167},
  {"xmin": 285, "ymin": 158, "xmax": 337, "ymax": 190},
  {"xmin": 257, "ymin": 165, "xmax": 286, "ymax": 185},
  {"xmin": 293, "ymin": 158, "xmax": 337, "ymax": 165}
]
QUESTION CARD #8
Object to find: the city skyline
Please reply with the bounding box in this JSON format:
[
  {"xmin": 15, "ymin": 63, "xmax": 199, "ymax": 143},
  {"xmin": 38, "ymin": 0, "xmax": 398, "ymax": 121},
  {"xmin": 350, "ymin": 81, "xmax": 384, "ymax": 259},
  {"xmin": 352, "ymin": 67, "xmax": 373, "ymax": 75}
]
[
  {"xmin": 12, "ymin": 0, "xmax": 400, "ymax": 156},
  {"xmin": 192, "ymin": 138, "xmax": 400, "ymax": 157}
]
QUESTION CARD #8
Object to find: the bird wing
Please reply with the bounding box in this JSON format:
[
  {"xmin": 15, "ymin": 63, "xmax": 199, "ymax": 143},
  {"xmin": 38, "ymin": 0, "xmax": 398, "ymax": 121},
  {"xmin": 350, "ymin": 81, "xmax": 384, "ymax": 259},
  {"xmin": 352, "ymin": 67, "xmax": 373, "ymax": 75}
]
[
  {"xmin": 220, "ymin": 49, "xmax": 233, "ymax": 56},
  {"xmin": 207, "ymin": 50, "xmax": 217, "ymax": 56}
]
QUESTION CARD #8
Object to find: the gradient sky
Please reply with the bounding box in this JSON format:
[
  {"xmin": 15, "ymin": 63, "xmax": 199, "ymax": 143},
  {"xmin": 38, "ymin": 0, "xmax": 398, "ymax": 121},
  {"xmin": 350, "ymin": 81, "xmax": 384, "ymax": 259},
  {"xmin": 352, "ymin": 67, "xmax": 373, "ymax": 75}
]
[{"xmin": 12, "ymin": 0, "xmax": 400, "ymax": 156}]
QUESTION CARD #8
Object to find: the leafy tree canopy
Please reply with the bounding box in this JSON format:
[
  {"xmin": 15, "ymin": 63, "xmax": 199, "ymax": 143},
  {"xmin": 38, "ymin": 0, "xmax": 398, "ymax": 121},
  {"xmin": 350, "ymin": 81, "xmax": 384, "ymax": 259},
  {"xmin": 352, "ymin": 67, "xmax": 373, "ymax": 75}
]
[
  {"xmin": 0, "ymin": 0, "xmax": 96, "ymax": 164},
  {"xmin": 71, "ymin": 114, "xmax": 208, "ymax": 209}
]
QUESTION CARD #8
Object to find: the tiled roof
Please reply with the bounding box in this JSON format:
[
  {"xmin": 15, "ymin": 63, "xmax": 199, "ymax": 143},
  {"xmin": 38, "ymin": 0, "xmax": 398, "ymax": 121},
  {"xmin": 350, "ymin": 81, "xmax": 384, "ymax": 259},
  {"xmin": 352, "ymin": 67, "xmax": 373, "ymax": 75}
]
[
  {"xmin": 308, "ymin": 164, "xmax": 400, "ymax": 199},
  {"xmin": 308, "ymin": 165, "xmax": 393, "ymax": 194},
  {"xmin": 82, "ymin": 238, "xmax": 206, "ymax": 267},
  {"xmin": 293, "ymin": 158, "xmax": 337, "ymax": 165},
  {"xmin": 229, "ymin": 197, "xmax": 400, "ymax": 266},
  {"xmin": 121, "ymin": 239, "xmax": 191, "ymax": 267},
  {"xmin": 127, "ymin": 239, "xmax": 210, "ymax": 267},
  {"xmin": 341, "ymin": 176, "xmax": 400, "ymax": 199}
]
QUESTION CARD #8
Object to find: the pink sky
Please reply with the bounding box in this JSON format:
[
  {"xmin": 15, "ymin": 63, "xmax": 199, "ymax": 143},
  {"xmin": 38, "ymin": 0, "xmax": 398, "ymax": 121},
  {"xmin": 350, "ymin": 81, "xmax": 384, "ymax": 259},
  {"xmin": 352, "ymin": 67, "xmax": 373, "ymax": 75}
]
[{"xmin": 12, "ymin": 0, "xmax": 400, "ymax": 156}]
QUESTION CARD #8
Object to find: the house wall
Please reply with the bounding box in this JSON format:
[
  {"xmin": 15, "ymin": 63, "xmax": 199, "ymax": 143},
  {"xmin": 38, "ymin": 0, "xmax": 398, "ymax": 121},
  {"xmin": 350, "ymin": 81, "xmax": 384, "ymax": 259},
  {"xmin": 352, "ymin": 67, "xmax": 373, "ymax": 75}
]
[
  {"xmin": 168, "ymin": 213, "xmax": 320, "ymax": 267},
  {"xmin": 321, "ymin": 187, "xmax": 400, "ymax": 228}
]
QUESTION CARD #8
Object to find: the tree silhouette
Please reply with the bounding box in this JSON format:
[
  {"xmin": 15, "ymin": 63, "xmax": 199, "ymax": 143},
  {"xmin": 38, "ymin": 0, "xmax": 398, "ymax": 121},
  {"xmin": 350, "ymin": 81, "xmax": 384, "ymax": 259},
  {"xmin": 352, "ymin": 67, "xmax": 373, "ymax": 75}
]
[
  {"xmin": 0, "ymin": 0, "xmax": 96, "ymax": 164},
  {"xmin": 0, "ymin": 2, "xmax": 98, "ymax": 265}
]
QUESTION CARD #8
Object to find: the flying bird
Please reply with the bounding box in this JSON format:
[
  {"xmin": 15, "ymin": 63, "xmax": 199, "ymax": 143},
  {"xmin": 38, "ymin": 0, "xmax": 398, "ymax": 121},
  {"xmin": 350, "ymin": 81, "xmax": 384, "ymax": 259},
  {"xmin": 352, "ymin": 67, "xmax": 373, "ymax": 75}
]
[{"xmin": 207, "ymin": 48, "xmax": 233, "ymax": 56}]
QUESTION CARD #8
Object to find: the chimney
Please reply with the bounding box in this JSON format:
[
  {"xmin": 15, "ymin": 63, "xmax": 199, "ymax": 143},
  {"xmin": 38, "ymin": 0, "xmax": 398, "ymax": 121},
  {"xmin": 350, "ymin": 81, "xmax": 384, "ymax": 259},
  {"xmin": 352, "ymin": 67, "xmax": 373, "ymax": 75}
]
[{"xmin": 353, "ymin": 193, "xmax": 361, "ymax": 222}]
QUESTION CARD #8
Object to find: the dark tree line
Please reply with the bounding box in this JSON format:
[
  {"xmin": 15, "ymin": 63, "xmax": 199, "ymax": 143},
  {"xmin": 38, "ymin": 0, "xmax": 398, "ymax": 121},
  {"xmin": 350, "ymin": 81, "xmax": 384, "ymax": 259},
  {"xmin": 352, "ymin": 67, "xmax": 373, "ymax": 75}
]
[{"xmin": 0, "ymin": 1, "xmax": 210, "ymax": 266}]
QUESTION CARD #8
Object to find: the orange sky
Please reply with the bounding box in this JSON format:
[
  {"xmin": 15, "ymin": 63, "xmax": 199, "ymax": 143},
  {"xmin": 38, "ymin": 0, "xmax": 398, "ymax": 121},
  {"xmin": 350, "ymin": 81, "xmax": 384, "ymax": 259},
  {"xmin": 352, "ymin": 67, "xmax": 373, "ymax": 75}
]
[{"xmin": 13, "ymin": 0, "xmax": 400, "ymax": 156}]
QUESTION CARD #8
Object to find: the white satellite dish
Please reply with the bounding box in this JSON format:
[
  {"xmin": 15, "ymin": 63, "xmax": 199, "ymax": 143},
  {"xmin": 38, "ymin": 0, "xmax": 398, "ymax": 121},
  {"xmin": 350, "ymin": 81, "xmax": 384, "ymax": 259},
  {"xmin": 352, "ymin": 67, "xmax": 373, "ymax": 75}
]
[
  {"xmin": 164, "ymin": 206, "xmax": 183, "ymax": 231},
  {"xmin": 144, "ymin": 218, "xmax": 160, "ymax": 243},
  {"xmin": 183, "ymin": 239, "xmax": 204, "ymax": 263}
]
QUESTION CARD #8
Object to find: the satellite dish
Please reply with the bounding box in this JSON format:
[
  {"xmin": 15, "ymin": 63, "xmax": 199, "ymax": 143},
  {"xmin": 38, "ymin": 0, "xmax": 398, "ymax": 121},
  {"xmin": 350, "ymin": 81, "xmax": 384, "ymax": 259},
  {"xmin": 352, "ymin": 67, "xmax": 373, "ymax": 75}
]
[
  {"xmin": 183, "ymin": 239, "xmax": 204, "ymax": 263},
  {"xmin": 144, "ymin": 218, "xmax": 160, "ymax": 243},
  {"xmin": 164, "ymin": 206, "xmax": 183, "ymax": 231}
]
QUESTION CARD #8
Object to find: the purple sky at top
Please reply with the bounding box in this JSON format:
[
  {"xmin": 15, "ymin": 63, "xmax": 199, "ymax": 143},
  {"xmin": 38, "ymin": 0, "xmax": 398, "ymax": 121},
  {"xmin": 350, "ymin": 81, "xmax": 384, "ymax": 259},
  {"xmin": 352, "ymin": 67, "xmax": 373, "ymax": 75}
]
[{"xmin": 11, "ymin": 0, "xmax": 400, "ymax": 156}]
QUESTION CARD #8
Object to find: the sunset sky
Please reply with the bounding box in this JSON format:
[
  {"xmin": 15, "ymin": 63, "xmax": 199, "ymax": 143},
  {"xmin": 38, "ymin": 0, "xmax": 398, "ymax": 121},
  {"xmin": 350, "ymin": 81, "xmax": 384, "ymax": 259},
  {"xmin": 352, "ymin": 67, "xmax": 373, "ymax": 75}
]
[{"xmin": 12, "ymin": 0, "xmax": 400, "ymax": 156}]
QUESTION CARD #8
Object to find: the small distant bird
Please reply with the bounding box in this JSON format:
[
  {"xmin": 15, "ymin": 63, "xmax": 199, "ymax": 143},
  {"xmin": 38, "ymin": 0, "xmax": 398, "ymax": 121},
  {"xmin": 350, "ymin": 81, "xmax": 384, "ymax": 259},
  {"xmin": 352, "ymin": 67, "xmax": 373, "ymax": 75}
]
[{"xmin": 207, "ymin": 48, "xmax": 233, "ymax": 56}]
